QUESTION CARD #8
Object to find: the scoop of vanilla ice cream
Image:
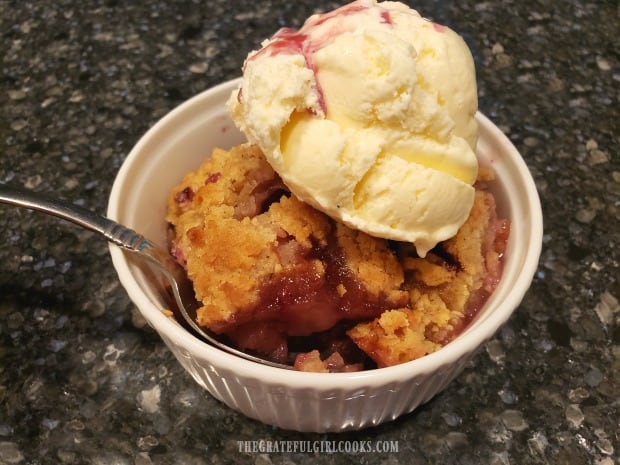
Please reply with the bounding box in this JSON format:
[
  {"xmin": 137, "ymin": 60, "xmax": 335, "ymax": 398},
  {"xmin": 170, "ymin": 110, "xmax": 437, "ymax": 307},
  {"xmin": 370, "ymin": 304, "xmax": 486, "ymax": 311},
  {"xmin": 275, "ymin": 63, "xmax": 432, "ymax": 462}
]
[{"xmin": 228, "ymin": 0, "xmax": 479, "ymax": 257}]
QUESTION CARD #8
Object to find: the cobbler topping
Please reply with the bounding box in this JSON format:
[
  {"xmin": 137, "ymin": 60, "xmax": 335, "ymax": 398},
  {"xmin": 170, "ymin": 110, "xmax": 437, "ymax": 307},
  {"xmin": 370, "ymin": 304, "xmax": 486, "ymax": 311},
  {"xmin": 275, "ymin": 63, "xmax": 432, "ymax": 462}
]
[{"xmin": 166, "ymin": 144, "xmax": 510, "ymax": 371}]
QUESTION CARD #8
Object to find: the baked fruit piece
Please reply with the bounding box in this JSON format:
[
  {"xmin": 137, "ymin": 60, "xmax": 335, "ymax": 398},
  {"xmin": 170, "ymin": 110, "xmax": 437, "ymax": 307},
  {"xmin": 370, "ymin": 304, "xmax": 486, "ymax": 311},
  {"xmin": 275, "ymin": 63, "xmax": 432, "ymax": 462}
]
[
  {"xmin": 347, "ymin": 169, "xmax": 510, "ymax": 368},
  {"xmin": 166, "ymin": 144, "xmax": 409, "ymax": 365}
]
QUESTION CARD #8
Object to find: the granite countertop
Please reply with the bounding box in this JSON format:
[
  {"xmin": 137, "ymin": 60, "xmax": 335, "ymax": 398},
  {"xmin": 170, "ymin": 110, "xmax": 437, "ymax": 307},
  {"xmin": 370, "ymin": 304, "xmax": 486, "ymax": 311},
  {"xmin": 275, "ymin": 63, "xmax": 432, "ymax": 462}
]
[{"xmin": 1, "ymin": 1, "xmax": 618, "ymax": 464}]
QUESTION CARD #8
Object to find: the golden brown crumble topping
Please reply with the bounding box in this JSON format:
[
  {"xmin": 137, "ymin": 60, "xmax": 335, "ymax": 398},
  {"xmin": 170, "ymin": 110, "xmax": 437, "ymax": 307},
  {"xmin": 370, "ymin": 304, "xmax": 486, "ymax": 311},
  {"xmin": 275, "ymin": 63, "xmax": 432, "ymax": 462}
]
[{"xmin": 167, "ymin": 144, "xmax": 509, "ymax": 371}]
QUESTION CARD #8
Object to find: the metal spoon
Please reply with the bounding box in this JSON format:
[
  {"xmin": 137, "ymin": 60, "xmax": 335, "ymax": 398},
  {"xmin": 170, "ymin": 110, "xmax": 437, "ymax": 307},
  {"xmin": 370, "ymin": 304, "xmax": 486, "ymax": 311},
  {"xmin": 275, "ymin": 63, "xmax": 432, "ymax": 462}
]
[{"xmin": 0, "ymin": 182, "xmax": 290, "ymax": 369}]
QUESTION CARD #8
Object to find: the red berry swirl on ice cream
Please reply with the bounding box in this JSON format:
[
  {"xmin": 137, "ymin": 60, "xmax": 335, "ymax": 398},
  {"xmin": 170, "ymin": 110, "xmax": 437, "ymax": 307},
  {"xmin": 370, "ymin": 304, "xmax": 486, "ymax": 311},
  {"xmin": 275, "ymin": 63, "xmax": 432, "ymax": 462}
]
[{"xmin": 240, "ymin": 0, "xmax": 395, "ymax": 115}]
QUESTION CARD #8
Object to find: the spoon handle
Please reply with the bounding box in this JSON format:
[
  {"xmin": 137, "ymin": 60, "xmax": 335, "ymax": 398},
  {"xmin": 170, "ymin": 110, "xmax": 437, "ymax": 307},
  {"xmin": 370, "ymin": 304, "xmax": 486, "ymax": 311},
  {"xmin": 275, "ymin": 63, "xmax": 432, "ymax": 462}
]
[
  {"xmin": 0, "ymin": 181, "xmax": 188, "ymax": 310},
  {"xmin": 0, "ymin": 182, "xmax": 292, "ymax": 369},
  {"xmin": 0, "ymin": 182, "xmax": 152, "ymax": 253}
]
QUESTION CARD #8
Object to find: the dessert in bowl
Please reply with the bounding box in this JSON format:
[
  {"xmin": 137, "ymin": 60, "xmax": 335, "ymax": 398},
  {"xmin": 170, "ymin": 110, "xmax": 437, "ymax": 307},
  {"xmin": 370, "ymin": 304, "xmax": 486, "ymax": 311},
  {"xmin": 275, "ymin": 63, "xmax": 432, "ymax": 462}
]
[
  {"xmin": 164, "ymin": 0, "xmax": 511, "ymax": 373},
  {"xmin": 108, "ymin": 1, "xmax": 542, "ymax": 431},
  {"xmin": 108, "ymin": 78, "xmax": 542, "ymax": 432}
]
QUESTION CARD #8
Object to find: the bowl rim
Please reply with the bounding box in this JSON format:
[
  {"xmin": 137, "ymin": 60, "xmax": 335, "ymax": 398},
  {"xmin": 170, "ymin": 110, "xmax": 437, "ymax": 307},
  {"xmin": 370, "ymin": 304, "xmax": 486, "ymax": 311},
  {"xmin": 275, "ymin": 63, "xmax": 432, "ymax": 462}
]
[{"xmin": 108, "ymin": 78, "xmax": 543, "ymax": 388}]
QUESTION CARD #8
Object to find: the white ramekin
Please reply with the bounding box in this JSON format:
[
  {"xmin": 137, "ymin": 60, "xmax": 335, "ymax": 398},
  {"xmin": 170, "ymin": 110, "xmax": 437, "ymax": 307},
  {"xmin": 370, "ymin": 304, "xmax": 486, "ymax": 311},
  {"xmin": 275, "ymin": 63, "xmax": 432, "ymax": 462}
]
[{"xmin": 108, "ymin": 78, "xmax": 543, "ymax": 433}]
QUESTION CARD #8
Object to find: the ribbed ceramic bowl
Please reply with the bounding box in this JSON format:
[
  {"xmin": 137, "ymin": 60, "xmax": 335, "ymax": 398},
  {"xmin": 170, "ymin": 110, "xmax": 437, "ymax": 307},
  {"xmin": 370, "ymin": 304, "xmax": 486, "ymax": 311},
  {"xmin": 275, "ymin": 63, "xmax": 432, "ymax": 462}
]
[{"xmin": 108, "ymin": 78, "xmax": 542, "ymax": 433}]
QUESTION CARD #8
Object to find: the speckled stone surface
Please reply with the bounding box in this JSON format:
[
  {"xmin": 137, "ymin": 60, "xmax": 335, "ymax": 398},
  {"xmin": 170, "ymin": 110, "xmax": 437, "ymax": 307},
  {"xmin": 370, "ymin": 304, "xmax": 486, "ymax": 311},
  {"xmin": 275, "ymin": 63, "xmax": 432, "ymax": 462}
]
[{"xmin": 1, "ymin": 1, "xmax": 618, "ymax": 464}]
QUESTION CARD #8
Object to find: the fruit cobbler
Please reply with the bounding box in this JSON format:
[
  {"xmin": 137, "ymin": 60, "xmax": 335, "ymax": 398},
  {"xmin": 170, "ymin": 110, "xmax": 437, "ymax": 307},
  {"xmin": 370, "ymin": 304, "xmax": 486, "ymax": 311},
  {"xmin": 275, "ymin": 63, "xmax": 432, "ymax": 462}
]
[{"xmin": 166, "ymin": 144, "xmax": 510, "ymax": 372}]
